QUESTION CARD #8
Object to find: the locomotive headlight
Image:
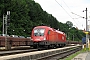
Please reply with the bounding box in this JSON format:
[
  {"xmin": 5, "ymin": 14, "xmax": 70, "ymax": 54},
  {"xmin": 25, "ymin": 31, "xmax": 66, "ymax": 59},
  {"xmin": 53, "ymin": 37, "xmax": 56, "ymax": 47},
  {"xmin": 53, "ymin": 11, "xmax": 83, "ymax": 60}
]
[
  {"xmin": 31, "ymin": 38, "xmax": 33, "ymax": 40},
  {"xmin": 43, "ymin": 37, "xmax": 46, "ymax": 40}
]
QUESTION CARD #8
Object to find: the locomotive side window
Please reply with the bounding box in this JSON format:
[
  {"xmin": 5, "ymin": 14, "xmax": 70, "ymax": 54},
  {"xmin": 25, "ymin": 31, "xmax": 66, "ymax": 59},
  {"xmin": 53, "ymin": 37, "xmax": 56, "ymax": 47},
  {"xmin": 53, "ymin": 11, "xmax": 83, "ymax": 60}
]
[
  {"xmin": 48, "ymin": 30, "xmax": 50, "ymax": 35},
  {"xmin": 34, "ymin": 28, "xmax": 45, "ymax": 36}
]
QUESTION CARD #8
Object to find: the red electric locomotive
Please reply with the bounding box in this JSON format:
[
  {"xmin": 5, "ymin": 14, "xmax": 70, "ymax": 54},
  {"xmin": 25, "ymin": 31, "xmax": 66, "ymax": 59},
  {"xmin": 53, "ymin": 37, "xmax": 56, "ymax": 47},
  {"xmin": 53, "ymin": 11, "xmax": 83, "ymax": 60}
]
[{"xmin": 30, "ymin": 26, "xmax": 66, "ymax": 48}]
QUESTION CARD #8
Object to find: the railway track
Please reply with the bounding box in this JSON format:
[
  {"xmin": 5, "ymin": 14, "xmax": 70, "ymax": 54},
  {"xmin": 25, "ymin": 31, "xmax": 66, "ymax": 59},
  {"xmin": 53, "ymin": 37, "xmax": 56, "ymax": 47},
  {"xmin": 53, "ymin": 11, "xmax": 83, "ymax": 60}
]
[
  {"xmin": 0, "ymin": 45, "xmax": 81, "ymax": 60},
  {"xmin": 0, "ymin": 48, "xmax": 38, "ymax": 56},
  {"xmin": 0, "ymin": 46, "xmax": 53, "ymax": 56},
  {"xmin": 39, "ymin": 45, "xmax": 82, "ymax": 60},
  {"xmin": 0, "ymin": 44, "xmax": 77, "ymax": 56}
]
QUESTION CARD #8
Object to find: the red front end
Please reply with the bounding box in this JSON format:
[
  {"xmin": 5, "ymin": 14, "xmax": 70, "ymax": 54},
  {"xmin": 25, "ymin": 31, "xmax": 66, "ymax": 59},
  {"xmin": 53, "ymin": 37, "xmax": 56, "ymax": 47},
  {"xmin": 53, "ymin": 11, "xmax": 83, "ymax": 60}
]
[{"xmin": 31, "ymin": 26, "xmax": 47, "ymax": 42}]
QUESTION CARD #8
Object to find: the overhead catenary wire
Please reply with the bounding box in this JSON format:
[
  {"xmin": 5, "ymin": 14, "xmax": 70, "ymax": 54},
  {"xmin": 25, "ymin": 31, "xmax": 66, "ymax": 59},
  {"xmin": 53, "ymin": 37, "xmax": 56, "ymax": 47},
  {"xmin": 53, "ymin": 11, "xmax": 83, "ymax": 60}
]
[
  {"xmin": 55, "ymin": 0, "xmax": 79, "ymax": 28},
  {"xmin": 61, "ymin": 0, "xmax": 72, "ymax": 12},
  {"xmin": 61, "ymin": 0, "xmax": 82, "ymax": 27},
  {"xmin": 71, "ymin": 12, "xmax": 85, "ymax": 19},
  {"xmin": 55, "ymin": 0, "xmax": 72, "ymax": 19}
]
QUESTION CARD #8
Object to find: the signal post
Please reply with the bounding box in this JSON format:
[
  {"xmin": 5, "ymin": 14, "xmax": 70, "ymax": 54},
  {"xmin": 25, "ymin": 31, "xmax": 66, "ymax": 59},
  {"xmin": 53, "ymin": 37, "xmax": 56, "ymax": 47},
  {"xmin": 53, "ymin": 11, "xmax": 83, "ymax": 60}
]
[{"xmin": 3, "ymin": 11, "xmax": 11, "ymax": 50}]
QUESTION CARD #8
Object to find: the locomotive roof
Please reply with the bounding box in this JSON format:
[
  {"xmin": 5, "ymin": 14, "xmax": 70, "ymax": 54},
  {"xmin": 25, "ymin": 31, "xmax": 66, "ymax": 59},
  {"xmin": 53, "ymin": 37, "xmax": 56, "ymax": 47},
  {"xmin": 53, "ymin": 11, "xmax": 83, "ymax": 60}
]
[
  {"xmin": 34, "ymin": 26, "xmax": 52, "ymax": 30},
  {"xmin": 34, "ymin": 26, "xmax": 65, "ymax": 35}
]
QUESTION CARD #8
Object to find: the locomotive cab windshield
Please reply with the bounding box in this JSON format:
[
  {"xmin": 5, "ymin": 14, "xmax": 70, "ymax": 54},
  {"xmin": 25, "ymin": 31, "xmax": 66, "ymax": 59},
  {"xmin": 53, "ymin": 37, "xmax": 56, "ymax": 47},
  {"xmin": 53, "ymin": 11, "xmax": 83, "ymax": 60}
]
[{"xmin": 34, "ymin": 28, "xmax": 45, "ymax": 36}]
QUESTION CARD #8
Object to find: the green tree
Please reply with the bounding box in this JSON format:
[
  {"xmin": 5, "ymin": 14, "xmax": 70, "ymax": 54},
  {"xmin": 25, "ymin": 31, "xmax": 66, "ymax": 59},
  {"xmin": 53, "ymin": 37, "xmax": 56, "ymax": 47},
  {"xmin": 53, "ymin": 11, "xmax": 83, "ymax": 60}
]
[
  {"xmin": 0, "ymin": 0, "xmax": 85, "ymax": 41},
  {"xmin": 66, "ymin": 21, "xmax": 73, "ymax": 28}
]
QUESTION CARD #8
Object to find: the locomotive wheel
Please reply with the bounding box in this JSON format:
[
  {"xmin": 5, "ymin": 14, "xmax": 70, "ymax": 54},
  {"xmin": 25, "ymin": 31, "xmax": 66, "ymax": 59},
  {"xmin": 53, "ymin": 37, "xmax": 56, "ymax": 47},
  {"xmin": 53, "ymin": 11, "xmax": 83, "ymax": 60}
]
[
  {"xmin": 56, "ymin": 44, "xmax": 59, "ymax": 48},
  {"xmin": 58, "ymin": 44, "xmax": 62, "ymax": 47},
  {"xmin": 33, "ymin": 46, "xmax": 37, "ymax": 48},
  {"xmin": 49, "ymin": 44, "xmax": 56, "ymax": 48},
  {"xmin": 33, "ymin": 45, "xmax": 38, "ymax": 48},
  {"xmin": 45, "ymin": 45, "xmax": 49, "ymax": 49}
]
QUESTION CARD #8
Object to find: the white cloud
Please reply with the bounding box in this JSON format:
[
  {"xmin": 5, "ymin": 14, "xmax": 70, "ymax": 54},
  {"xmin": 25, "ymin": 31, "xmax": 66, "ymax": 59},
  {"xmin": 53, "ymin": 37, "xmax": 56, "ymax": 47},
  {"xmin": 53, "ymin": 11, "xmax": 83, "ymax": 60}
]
[{"xmin": 34, "ymin": 0, "xmax": 90, "ymax": 30}]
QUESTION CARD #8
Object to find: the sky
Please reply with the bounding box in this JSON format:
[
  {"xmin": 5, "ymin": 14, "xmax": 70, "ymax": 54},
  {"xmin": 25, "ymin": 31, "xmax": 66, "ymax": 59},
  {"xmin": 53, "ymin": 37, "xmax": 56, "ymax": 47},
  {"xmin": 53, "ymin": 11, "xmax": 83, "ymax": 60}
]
[{"xmin": 34, "ymin": 0, "xmax": 90, "ymax": 30}]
